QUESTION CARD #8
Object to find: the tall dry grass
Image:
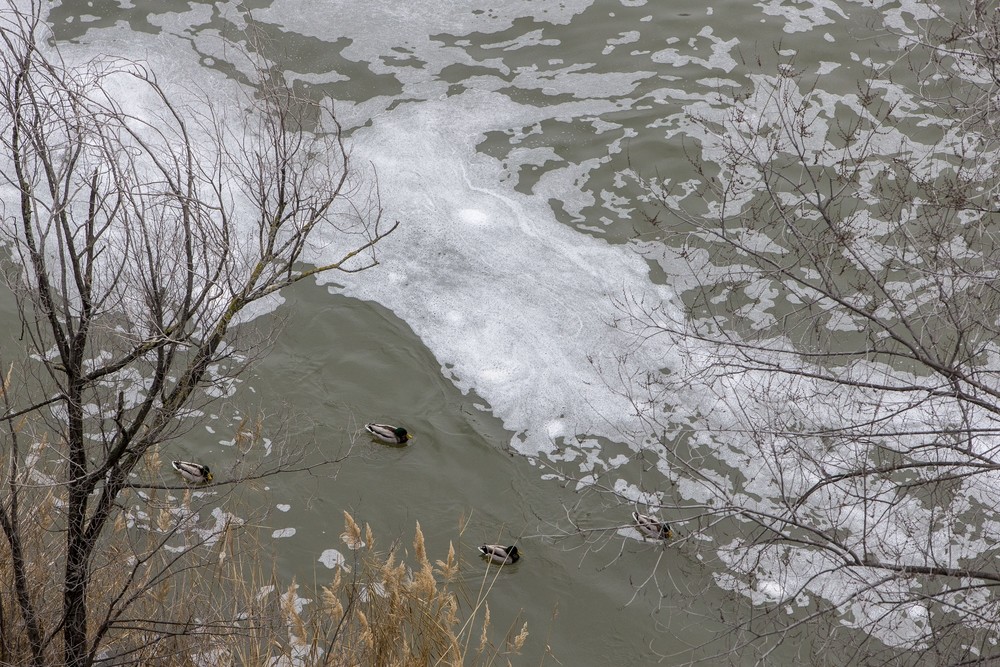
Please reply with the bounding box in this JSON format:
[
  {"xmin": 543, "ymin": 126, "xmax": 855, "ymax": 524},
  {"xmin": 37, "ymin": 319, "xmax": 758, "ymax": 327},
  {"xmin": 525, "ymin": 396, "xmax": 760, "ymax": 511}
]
[
  {"xmin": 226, "ymin": 511, "xmax": 529, "ymax": 667},
  {"xmin": 0, "ymin": 468, "xmax": 529, "ymax": 667}
]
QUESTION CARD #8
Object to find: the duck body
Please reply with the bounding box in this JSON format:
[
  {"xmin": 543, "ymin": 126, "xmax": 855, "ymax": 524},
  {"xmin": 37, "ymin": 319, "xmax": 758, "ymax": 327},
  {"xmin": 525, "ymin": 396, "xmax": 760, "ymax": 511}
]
[
  {"xmin": 171, "ymin": 460, "xmax": 213, "ymax": 484},
  {"xmin": 364, "ymin": 423, "xmax": 412, "ymax": 444},
  {"xmin": 632, "ymin": 511, "xmax": 672, "ymax": 540},
  {"xmin": 478, "ymin": 544, "xmax": 520, "ymax": 564}
]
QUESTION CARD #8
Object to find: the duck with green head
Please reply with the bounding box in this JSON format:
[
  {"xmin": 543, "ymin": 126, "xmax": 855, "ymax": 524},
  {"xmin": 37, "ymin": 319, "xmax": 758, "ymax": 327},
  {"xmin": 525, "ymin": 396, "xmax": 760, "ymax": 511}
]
[
  {"xmin": 171, "ymin": 460, "xmax": 213, "ymax": 484},
  {"xmin": 478, "ymin": 544, "xmax": 520, "ymax": 564},
  {"xmin": 632, "ymin": 511, "xmax": 672, "ymax": 540},
  {"xmin": 364, "ymin": 423, "xmax": 413, "ymax": 444}
]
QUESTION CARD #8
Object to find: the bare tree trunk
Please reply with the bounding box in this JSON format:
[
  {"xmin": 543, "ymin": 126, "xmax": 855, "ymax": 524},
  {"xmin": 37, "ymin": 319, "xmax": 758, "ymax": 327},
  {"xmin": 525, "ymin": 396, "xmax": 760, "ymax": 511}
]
[
  {"xmin": 63, "ymin": 387, "xmax": 89, "ymax": 667},
  {"xmin": 0, "ymin": 374, "xmax": 44, "ymax": 666},
  {"xmin": 0, "ymin": 503, "xmax": 43, "ymax": 666}
]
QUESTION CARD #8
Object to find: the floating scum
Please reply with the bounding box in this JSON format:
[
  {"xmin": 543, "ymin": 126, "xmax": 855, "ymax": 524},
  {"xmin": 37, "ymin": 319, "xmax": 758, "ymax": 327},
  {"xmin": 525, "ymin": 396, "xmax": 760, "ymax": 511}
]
[
  {"xmin": 30, "ymin": 0, "xmax": 1000, "ymax": 658},
  {"xmin": 316, "ymin": 93, "xmax": 684, "ymax": 464}
]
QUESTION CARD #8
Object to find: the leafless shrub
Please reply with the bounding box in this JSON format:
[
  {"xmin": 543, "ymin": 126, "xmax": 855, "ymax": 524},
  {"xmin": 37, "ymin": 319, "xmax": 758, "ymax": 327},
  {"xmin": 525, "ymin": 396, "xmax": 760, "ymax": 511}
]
[{"xmin": 599, "ymin": 3, "xmax": 1000, "ymax": 664}]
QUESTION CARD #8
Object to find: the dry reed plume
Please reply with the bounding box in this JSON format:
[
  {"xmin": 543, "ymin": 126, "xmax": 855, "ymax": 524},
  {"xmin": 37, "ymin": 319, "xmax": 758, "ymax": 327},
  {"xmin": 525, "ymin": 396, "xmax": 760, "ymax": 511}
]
[{"xmin": 0, "ymin": 492, "xmax": 529, "ymax": 665}]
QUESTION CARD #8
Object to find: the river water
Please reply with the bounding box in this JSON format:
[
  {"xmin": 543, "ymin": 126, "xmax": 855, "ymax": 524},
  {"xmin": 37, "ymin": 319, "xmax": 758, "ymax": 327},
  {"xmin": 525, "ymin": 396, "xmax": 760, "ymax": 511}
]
[{"xmin": 32, "ymin": 0, "xmax": 939, "ymax": 663}]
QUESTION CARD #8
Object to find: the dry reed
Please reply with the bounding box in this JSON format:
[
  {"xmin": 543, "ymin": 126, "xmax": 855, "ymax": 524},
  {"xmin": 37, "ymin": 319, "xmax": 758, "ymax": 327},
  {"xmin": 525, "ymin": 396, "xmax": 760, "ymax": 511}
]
[{"xmin": 0, "ymin": 487, "xmax": 529, "ymax": 666}]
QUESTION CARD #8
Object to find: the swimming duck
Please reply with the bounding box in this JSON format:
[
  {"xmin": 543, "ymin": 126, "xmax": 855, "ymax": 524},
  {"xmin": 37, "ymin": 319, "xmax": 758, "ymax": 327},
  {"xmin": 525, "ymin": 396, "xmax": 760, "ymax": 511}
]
[
  {"xmin": 364, "ymin": 423, "xmax": 413, "ymax": 444},
  {"xmin": 171, "ymin": 460, "xmax": 213, "ymax": 484},
  {"xmin": 632, "ymin": 511, "xmax": 672, "ymax": 540},
  {"xmin": 478, "ymin": 544, "xmax": 520, "ymax": 564}
]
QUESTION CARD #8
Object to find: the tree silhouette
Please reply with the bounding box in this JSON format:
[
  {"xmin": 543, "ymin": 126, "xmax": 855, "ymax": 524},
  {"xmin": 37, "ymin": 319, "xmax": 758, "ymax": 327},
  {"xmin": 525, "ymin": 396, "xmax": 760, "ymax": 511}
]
[
  {"xmin": 0, "ymin": 5, "xmax": 395, "ymax": 664},
  {"xmin": 616, "ymin": 4, "xmax": 1000, "ymax": 663}
]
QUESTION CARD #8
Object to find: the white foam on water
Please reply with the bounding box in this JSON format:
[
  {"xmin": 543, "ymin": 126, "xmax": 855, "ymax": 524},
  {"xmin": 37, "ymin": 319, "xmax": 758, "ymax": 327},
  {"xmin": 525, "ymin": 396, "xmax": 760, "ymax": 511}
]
[
  {"xmin": 257, "ymin": 0, "xmax": 593, "ymax": 65},
  {"xmin": 757, "ymin": 0, "xmax": 847, "ymax": 33},
  {"xmin": 311, "ymin": 89, "xmax": 680, "ymax": 457},
  {"xmin": 318, "ymin": 548, "xmax": 350, "ymax": 571}
]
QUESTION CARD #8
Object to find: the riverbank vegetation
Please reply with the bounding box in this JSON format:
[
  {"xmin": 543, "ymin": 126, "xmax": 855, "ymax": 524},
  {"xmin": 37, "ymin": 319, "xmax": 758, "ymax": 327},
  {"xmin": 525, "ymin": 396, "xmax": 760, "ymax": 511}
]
[{"xmin": 0, "ymin": 473, "xmax": 526, "ymax": 665}]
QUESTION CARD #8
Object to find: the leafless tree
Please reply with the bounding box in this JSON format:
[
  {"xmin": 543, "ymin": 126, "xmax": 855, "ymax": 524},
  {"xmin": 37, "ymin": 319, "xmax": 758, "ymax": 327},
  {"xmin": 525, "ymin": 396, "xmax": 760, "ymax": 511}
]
[
  {"xmin": 0, "ymin": 3, "xmax": 395, "ymax": 665},
  {"xmin": 611, "ymin": 3, "xmax": 1000, "ymax": 665}
]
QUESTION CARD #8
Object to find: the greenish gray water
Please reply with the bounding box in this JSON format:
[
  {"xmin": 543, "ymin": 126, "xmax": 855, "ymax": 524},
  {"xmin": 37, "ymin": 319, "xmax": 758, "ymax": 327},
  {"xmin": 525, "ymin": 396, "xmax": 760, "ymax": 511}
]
[
  {"xmin": 243, "ymin": 285, "xmax": 707, "ymax": 665},
  {"xmin": 24, "ymin": 0, "xmax": 947, "ymax": 663}
]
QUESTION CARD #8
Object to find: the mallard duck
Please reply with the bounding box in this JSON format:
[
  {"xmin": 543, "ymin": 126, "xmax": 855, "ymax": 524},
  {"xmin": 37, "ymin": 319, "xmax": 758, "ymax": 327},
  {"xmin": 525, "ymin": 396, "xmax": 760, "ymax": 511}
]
[
  {"xmin": 478, "ymin": 544, "xmax": 520, "ymax": 564},
  {"xmin": 632, "ymin": 511, "xmax": 672, "ymax": 539},
  {"xmin": 364, "ymin": 423, "xmax": 413, "ymax": 444},
  {"xmin": 171, "ymin": 460, "xmax": 213, "ymax": 484}
]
